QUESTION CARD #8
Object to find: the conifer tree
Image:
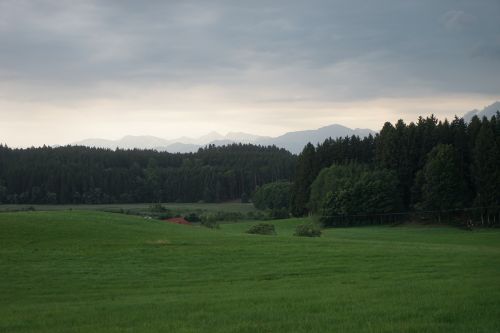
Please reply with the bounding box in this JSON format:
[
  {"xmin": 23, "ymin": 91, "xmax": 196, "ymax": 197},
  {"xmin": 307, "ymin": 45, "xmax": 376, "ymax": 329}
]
[
  {"xmin": 472, "ymin": 118, "xmax": 499, "ymax": 224},
  {"xmin": 290, "ymin": 143, "xmax": 318, "ymax": 216},
  {"xmin": 419, "ymin": 144, "xmax": 467, "ymax": 218}
]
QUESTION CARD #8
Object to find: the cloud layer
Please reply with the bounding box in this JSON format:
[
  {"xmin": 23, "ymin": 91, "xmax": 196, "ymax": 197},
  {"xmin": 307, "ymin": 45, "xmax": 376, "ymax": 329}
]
[{"xmin": 1, "ymin": 0, "xmax": 499, "ymax": 146}]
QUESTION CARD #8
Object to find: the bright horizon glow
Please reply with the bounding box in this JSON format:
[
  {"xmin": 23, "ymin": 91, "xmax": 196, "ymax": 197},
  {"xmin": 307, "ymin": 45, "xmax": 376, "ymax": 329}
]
[{"xmin": 2, "ymin": 94, "xmax": 498, "ymax": 148}]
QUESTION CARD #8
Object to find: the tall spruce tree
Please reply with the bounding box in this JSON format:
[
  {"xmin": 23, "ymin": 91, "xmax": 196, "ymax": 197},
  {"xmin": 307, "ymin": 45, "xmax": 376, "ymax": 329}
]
[
  {"xmin": 472, "ymin": 118, "xmax": 499, "ymax": 224},
  {"xmin": 450, "ymin": 116, "xmax": 473, "ymax": 204},
  {"xmin": 290, "ymin": 143, "xmax": 318, "ymax": 216},
  {"xmin": 419, "ymin": 144, "xmax": 467, "ymax": 216},
  {"xmin": 375, "ymin": 122, "xmax": 399, "ymax": 170}
]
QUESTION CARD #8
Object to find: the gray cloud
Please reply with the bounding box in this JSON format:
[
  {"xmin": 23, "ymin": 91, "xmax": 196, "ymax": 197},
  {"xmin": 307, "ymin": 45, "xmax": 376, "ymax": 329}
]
[
  {"xmin": 1, "ymin": 1, "xmax": 499, "ymax": 96},
  {"xmin": 0, "ymin": 0, "xmax": 500, "ymax": 146},
  {"xmin": 472, "ymin": 40, "xmax": 500, "ymax": 61},
  {"xmin": 441, "ymin": 10, "xmax": 475, "ymax": 31}
]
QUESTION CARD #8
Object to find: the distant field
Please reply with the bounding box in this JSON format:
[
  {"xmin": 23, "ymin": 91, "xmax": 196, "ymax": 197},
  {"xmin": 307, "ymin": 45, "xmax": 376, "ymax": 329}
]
[
  {"xmin": 0, "ymin": 202, "xmax": 257, "ymax": 214},
  {"xmin": 1, "ymin": 211, "xmax": 500, "ymax": 332}
]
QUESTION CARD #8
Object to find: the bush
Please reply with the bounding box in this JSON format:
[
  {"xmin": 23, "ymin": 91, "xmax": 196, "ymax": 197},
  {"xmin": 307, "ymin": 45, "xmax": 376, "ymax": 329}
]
[
  {"xmin": 246, "ymin": 223, "xmax": 276, "ymax": 235},
  {"xmin": 184, "ymin": 212, "xmax": 201, "ymax": 222},
  {"xmin": 252, "ymin": 181, "xmax": 292, "ymax": 211},
  {"xmin": 200, "ymin": 213, "xmax": 220, "ymax": 229},
  {"xmin": 201, "ymin": 220, "xmax": 219, "ymax": 229},
  {"xmin": 294, "ymin": 223, "xmax": 321, "ymax": 237},
  {"xmin": 157, "ymin": 211, "xmax": 174, "ymax": 220}
]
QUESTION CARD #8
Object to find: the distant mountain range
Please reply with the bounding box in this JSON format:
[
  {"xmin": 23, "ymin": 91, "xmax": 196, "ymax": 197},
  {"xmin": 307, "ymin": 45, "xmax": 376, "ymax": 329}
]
[
  {"xmin": 71, "ymin": 124, "xmax": 376, "ymax": 154},
  {"xmin": 463, "ymin": 101, "xmax": 500, "ymax": 122},
  {"xmin": 69, "ymin": 101, "xmax": 500, "ymax": 154}
]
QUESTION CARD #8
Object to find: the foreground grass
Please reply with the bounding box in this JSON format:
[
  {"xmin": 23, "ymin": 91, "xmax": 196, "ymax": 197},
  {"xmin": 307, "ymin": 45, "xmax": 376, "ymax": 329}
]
[{"xmin": 1, "ymin": 211, "xmax": 499, "ymax": 332}]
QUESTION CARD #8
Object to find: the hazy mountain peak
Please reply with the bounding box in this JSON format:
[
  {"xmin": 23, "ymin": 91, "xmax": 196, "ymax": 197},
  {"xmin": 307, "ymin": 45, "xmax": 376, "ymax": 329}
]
[
  {"xmin": 225, "ymin": 131, "xmax": 268, "ymax": 143},
  {"xmin": 71, "ymin": 123, "xmax": 377, "ymax": 154},
  {"xmin": 199, "ymin": 131, "xmax": 223, "ymax": 139},
  {"xmin": 254, "ymin": 124, "xmax": 377, "ymax": 154},
  {"xmin": 464, "ymin": 101, "xmax": 500, "ymax": 122}
]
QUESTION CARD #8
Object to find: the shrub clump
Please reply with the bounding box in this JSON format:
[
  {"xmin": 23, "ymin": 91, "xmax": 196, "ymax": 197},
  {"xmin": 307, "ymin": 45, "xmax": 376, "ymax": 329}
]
[
  {"xmin": 200, "ymin": 213, "xmax": 220, "ymax": 229},
  {"xmin": 184, "ymin": 212, "xmax": 201, "ymax": 222},
  {"xmin": 157, "ymin": 211, "xmax": 174, "ymax": 220},
  {"xmin": 294, "ymin": 223, "xmax": 322, "ymax": 237},
  {"xmin": 246, "ymin": 223, "xmax": 276, "ymax": 236}
]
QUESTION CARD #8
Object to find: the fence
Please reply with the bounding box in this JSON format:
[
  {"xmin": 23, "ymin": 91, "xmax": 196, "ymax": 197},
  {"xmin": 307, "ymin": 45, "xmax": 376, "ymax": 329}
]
[{"xmin": 318, "ymin": 205, "xmax": 500, "ymax": 228}]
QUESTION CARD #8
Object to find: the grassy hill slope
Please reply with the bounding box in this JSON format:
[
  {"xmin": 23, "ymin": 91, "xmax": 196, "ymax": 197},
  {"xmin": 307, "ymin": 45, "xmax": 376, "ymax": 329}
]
[{"xmin": 1, "ymin": 211, "xmax": 499, "ymax": 332}]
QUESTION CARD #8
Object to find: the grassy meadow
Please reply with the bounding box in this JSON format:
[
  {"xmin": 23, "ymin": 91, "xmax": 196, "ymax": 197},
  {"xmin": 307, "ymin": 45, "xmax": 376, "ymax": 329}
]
[
  {"xmin": 1, "ymin": 210, "xmax": 500, "ymax": 332},
  {"xmin": 0, "ymin": 202, "xmax": 257, "ymax": 214}
]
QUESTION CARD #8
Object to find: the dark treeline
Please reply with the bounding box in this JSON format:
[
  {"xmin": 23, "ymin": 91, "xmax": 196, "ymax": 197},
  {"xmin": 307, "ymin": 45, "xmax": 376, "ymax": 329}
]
[
  {"xmin": 1, "ymin": 113, "xmax": 499, "ymax": 225},
  {"xmin": 0, "ymin": 144, "xmax": 295, "ymax": 204},
  {"xmin": 291, "ymin": 114, "xmax": 500, "ymax": 224},
  {"xmin": 291, "ymin": 135, "xmax": 375, "ymax": 216}
]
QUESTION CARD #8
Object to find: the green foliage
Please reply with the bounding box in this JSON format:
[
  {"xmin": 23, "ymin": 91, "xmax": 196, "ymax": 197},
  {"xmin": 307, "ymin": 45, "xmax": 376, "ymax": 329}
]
[
  {"xmin": 184, "ymin": 212, "xmax": 201, "ymax": 223},
  {"xmin": 157, "ymin": 212, "xmax": 174, "ymax": 220},
  {"xmin": 290, "ymin": 143, "xmax": 318, "ymax": 217},
  {"xmin": 252, "ymin": 181, "xmax": 293, "ymax": 220},
  {"xmin": 376, "ymin": 122, "xmax": 399, "ymax": 170},
  {"xmin": 270, "ymin": 207, "xmax": 290, "ymax": 220},
  {"xmin": 197, "ymin": 210, "xmax": 244, "ymax": 228},
  {"xmin": 291, "ymin": 135, "xmax": 375, "ymax": 217},
  {"xmin": 309, "ymin": 163, "xmax": 367, "ymax": 213},
  {"xmin": 246, "ymin": 223, "xmax": 276, "ymax": 235},
  {"xmin": 252, "ymin": 181, "xmax": 292, "ymax": 211},
  {"xmin": 418, "ymin": 144, "xmax": 467, "ymax": 211},
  {"xmin": 0, "ymin": 182, "xmax": 7, "ymax": 204},
  {"xmin": 200, "ymin": 213, "xmax": 220, "ymax": 229},
  {"xmin": 147, "ymin": 203, "xmax": 175, "ymax": 219},
  {"xmin": 473, "ymin": 120, "xmax": 499, "ymax": 210},
  {"xmin": 0, "ymin": 144, "xmax": 295, "ymax": 204},
  {"xmin": 296, "ymin": 113, "xmax": 500, "ymax": 225},
  {"xmin": 310, "ymin": 163, "xmax": 401, "ymax": 226},
  {"xmin": 294, "ymin": 222, "xmax": 322, "ymax": 237},
  {"xmin": 2, "ymin": 112, "xmax": 500, "ymax": 226},
  {"xmin": 46, "ymin": 192, "xmax": 58, "ymax": 204},
  {"xmin": 376, "ymin": 120, "xmax": 419, "ymax": 206}
]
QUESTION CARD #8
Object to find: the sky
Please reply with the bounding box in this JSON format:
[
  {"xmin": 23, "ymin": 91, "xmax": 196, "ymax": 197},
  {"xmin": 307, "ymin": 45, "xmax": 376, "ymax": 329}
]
[{"xmin": 1, "ymin": 0, "xmax": 499, "ymax": 147}]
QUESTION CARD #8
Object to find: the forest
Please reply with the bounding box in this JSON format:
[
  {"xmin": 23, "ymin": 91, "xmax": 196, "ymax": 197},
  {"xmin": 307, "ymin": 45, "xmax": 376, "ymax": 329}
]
[
  {"xmin": 1, "ymin": 113, "xmax": 499, "ymax": 225},
  {"xmin": 291, "ymin": 113, "xmax": 500, "ymax": 225},
  {"xmin": 0, "ymin": 144, "xmax": 295, "ymax": 204}
]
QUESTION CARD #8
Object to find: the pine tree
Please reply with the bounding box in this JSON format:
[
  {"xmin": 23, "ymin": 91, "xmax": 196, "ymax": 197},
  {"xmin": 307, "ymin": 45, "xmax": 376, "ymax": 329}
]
[
  {"xmin": 290, "ymin": 143, "xmax": 317, "ymax": 216},
  {"xmin": 375, "ymin": 122, "xmax": 398, "ymax": 170},
  {"xmin": 451, "ymin": 116, "xmax": 473, "ymax": 205},
  {"xmin": 420, "ymin": 144, "xmax": 467, "ymax": 221},
  {"xmin": 472, "ymin": 118, "xmax": 499, "ymax": 225}
]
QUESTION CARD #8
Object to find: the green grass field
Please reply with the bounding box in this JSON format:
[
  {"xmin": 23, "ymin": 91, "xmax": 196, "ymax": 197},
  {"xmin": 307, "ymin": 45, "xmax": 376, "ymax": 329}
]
[
  {"xmin": 1, "ymin": 211, "xmax": 500, "ymax": 332},
  {"xmin": 0, "ymin": 202, "xmax": 257, "ymax": 214}
]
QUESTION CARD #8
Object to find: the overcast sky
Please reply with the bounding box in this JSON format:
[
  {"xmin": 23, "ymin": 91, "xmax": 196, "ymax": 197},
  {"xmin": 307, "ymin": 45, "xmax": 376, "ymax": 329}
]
[{"xmin": 1, "ymin": 0, "xmax": 499, "ymax": 147}]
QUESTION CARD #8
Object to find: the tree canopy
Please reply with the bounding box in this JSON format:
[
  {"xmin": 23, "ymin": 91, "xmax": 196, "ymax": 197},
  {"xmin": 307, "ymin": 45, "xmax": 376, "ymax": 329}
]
[
  {"xmin": 310, "ymin": 163, "xmax": 401, "ymax": 226},
  {"xmin": 291, "ymin": 113, "xmax": 500, "ymax": 225},
  {"xmin": 0, "ymin": 144, "xmax": 295, "ymax": 204}
]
